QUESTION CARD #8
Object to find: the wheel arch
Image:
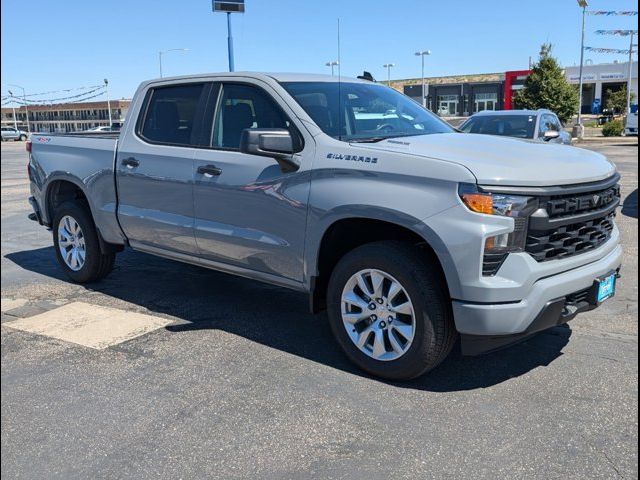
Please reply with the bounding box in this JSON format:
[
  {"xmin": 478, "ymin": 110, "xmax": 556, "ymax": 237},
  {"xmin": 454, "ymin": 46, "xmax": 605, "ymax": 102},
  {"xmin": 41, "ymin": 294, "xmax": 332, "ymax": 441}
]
[
  {"xmin": 44, "ymin": 177, "xmax": 123, "ymax": 255},
  {"xmin": 45, "ymin": 176, "xmax": 93, "ymax": 224},
  {"xmin": 307, "ymin": 209, "xmax": 460, "ymax": 313}
]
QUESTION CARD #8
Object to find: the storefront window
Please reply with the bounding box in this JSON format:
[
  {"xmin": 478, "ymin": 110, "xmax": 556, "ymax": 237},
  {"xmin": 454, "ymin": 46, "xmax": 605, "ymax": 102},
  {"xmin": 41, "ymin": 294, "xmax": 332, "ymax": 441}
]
[
  {"xmin": 437, "ymin": 95, "xmax": 458, "ymax": 116},
  {"xmin": 474, "ymin": 92, "xmax": 498, "ymax": 112}
]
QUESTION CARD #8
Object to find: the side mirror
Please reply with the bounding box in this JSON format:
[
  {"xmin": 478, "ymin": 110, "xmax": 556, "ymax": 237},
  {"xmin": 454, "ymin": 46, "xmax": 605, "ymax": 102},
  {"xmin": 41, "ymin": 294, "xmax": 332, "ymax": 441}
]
[
  {"xmin": 240, "ymin": 128, "xmax": 300, "ymax": 173},
  {"xmin": 543, "ymin": 130, "xmax": 560, "ymax": 141}
]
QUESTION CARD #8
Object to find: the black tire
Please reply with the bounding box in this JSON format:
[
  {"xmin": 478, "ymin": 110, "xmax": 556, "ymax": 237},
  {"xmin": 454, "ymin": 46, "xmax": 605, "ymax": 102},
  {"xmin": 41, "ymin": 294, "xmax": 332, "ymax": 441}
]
[
  {"xmin": 327, "ymin": 241, "xmax": 457, "ymax": 380},
  {"xmin": 52, "ymin": 201, "xmax": 115, "ymax": 283},
  {"xmin": 19, "ymin": 134, "xmax": 27, "ymax": 141}
]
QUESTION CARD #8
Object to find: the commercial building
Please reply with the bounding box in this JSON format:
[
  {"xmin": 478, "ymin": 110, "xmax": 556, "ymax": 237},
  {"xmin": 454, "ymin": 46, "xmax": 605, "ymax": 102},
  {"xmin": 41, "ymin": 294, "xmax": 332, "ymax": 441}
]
[
  {"xmin": 565, "ymin": 61, "xmax": 638, "ymax": 114},
  {"xmin": 0, "ymin": 99, "xmax": 131, "ymax": 133},
  {"xmin": 392, "ymin": 60, "xmax": 638, "ymax": 117},
  {"xmin": 396, "ymin": 73, "xmax": 504, "ymax": 117}
]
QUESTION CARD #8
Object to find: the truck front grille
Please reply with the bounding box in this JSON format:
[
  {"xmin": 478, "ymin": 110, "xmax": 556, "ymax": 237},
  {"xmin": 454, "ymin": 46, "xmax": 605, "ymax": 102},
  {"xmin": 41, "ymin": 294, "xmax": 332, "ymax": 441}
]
[
  {"xmin": 519, "ymin": 177, "xmax": 620, "ymax": 263},
  {"xmin": 525, "ymin": 213, "xmax": 615, "ymax": 262}
]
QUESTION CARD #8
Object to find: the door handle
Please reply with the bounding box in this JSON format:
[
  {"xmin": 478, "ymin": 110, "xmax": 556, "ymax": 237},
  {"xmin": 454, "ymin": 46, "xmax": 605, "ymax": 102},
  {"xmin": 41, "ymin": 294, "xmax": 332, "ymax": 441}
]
[
  {"xmin": 121, "ymin": 157, "xmax": 140, "ymax": 168},
  {"xmin": 197, "ymin": 165, "xmax": 222, "ymax": 177}
]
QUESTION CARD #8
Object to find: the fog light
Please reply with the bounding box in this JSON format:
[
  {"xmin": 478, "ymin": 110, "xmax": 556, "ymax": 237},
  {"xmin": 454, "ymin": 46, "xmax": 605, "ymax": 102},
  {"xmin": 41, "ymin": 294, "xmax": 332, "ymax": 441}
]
[{"xmin": 485, "ymin": 234, "xmax": 510, "ymax": 250}]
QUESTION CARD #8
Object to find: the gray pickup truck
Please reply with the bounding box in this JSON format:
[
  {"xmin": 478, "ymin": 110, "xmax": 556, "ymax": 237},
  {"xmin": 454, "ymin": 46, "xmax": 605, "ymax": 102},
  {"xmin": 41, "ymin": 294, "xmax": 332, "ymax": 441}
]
[{"xmin": 27, "ymin": 73, "xmax": 622, "ymax": 380}]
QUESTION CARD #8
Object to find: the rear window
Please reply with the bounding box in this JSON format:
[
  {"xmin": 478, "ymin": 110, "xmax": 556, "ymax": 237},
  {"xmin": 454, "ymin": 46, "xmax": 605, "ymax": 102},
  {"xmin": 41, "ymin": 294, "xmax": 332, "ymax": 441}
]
[
  {"xmin": 139, "ymin": 83, "xmax": 206, "ymax": 146},
  {"xmin": 460, "ymin": 114, "xmax": 536, "ymax": 139}
]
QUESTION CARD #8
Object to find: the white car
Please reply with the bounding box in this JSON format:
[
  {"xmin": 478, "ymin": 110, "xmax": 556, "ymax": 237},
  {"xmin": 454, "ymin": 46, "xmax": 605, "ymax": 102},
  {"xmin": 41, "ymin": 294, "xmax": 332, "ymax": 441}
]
[
  {"xmin": 1, "ymin": 126, "xmax": 28, "ymax": 141},
  {"xmin": 459, "ymin": 109, "xmax": 572, "ymax": 145}
]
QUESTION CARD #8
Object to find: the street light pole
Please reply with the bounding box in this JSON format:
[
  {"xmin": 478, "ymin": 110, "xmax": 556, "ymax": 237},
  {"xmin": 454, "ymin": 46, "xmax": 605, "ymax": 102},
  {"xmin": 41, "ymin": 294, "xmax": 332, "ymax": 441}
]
[
  {"xmin": 415, "ymin": 50, "xmax": 431, "ymax": 107},
  {"xmin": 158, "ymin": 48, "xmax": 189, "ymax": 78},
  {"xmin": 383, "ymin": 63, "xmax": 395, "ymax": 86},
  {"xmin": 325, "ymin": 61, "xmax": 339, "ymax": 76},
  {"xmin": 8, "ymin": 84, "xmax": 29, "ymax": 133},
  {"xmin": 104, "ymin": 79, "xmax": 112, "ymax": 129},
  {"xmin": 576, "ymin": 0, "xmax": 588, "ymax": 138}
]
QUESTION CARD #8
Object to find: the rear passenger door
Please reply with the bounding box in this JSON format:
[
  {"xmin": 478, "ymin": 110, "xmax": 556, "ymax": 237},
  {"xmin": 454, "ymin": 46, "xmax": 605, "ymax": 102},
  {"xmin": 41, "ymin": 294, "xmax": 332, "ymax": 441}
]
[
  {"xmin": 192, "ymin": 81, "xmax": 312, "ymax": 282},
  {"xmin": 116, "ymin": 82, "xmax": 213, "ymax": 255}
]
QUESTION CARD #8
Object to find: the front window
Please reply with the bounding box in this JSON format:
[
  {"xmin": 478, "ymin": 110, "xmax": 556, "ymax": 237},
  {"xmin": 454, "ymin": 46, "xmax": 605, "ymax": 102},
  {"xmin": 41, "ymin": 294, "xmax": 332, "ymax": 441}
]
[
  {"xmin": 280, "ymin": 81, "xmax": 453, "ymax": 142},
  {"xmin": 460, "ymin": 114, "xmax": 536, "ymax": 139},
  {"xmin": 212, "ymin": 83, "xmax": 292, "ymax": 149}
]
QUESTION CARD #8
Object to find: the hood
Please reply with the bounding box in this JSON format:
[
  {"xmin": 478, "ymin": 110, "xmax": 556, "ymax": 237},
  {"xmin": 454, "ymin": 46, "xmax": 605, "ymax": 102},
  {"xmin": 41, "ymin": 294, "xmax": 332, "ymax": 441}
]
[{"xmin": 361, "ymin": 133, "xmax": 616, "ymax": 187}]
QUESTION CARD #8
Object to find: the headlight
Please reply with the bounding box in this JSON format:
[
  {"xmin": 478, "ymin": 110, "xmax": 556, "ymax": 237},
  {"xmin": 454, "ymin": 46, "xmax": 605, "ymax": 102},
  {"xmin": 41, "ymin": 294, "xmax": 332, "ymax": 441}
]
[
  {"xmin": 459, "ymin": 183, "xmax": 539, "ymax": 276},
  {"xmin": 458, "ymin": 183, "xmax": 535, "ymax": 217}
]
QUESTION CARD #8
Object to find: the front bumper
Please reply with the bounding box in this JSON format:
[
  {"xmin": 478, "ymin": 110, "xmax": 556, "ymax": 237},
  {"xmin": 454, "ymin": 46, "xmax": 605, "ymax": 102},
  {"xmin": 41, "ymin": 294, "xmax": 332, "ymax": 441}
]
[
  {"xmin": 461, "ymin": 267, "xmax": 621, "ymax": 355},
  {"xmin": 454, "ymin": 243, "xmax": 622, "ymax": 354}
]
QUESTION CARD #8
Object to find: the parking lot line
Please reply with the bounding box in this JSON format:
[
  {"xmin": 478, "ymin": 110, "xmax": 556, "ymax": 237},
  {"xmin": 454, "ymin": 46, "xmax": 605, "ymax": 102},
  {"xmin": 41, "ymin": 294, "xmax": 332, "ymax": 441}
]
[
  {"xmin": 1, "ymin": 298, "xmax": 28, "ymax": 312},
  {"xmin": 4, "ymin": 302, "xmax": 172, "ymax": 349}
]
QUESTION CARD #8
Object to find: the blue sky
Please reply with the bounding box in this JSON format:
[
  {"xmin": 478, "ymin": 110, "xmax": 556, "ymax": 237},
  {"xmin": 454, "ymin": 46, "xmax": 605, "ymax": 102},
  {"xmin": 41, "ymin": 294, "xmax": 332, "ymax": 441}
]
[{"xmin": 1, "ymin": 0, "xmax": 637, "ymax": 100}]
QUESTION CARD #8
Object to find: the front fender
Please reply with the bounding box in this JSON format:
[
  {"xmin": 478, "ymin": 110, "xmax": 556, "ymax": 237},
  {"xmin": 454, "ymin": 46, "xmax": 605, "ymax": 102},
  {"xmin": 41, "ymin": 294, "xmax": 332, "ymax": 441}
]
[{"xmin": 303, "ymin": 205, "xmax": 463, "ymax": 299}]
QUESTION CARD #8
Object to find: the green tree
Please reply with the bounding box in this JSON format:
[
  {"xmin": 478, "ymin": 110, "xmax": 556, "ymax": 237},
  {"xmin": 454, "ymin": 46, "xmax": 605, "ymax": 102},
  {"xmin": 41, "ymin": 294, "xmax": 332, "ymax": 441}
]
[
  {"xmin": 514, "ymin": 44, "xmax": 579, "ymax": 123},
  {"xmin": 604, "ymin": 86, "xmax": 637, "ymax": 114}
]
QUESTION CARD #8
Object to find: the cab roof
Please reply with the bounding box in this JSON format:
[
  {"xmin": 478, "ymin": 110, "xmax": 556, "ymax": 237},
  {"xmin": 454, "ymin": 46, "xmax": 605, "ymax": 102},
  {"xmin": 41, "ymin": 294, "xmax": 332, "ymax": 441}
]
[
  {"xmin": 144, "ymin": 72, "xmax": 370, "ymax": 84},
  {"xmin": 472, "ymin": 109, "xmax": 553, "ymax": 116}
]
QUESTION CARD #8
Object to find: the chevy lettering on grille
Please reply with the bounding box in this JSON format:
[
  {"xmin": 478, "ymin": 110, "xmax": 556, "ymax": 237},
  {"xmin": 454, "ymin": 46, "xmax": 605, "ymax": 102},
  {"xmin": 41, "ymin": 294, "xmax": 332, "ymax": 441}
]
[{"xmin": 546, "ymin": 186, "xmax": 620, "ymax": 217}]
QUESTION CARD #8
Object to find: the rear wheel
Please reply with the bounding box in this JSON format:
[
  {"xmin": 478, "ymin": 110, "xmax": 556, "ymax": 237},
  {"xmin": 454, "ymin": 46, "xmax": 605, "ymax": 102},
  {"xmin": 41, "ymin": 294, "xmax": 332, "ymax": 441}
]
[
  {"xmin": 52, "ymin": 202, "xmax": 115, "ymax": 283},
  {"xmin": 327, "ymin": 241, "xmax": 457, "ymax": 380},
  {"xmin": 19, "ymin": 134, "xmax": 27, "ymax": 141}
]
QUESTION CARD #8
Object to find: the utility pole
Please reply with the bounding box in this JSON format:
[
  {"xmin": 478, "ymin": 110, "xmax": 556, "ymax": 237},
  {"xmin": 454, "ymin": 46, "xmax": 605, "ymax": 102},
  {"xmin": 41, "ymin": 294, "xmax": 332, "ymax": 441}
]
[
  {"xmin": 383, "ymin": 63, "xmax": 395, "ymax": 86},
  {"xmin": 415, "ymin": 50, "xmax": 431, "ymax": 107},
  {"xmin": 575, "ymin": 0, "xmax": 588, "ymax": 139},
  {"xmin": 104, "ymin": 79, "xmax": 112, "ymax": 128}
]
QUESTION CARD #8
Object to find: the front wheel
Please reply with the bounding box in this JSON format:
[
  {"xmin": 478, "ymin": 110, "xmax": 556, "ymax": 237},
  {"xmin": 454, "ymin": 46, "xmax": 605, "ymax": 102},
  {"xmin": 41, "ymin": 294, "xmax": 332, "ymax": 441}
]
[
  {"xmin": 327, "ymin": 241, "xmax": 457, "ymax": 380},
  {"xmin": 52, "ymin": 202, "xmax": 115, "ymax": 283}
]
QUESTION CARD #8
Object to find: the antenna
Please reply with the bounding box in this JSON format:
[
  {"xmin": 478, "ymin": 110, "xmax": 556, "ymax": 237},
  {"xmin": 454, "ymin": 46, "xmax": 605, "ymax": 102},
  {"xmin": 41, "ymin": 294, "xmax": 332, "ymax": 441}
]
[{"xmin": 337, "ymin": 18, "xmax": 342, "ymax": 141}]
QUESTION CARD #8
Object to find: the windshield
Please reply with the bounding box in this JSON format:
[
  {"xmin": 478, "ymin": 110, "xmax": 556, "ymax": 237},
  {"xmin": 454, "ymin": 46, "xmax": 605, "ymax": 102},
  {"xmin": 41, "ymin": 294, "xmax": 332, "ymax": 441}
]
[
  {"xmin": 459, "ymin": 114, "xmax": 536, "ymax": 139},
  {"xmin": 280, "ymin": 81, "xmax": 454, "ymax": 142}
]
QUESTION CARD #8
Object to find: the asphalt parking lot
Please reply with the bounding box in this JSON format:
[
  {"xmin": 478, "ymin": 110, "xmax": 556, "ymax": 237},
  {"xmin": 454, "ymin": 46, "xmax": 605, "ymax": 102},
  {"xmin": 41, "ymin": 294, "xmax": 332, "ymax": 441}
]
[{"xmin": 1, "ymin": 140, "xmax": 638, "ymax": 479}]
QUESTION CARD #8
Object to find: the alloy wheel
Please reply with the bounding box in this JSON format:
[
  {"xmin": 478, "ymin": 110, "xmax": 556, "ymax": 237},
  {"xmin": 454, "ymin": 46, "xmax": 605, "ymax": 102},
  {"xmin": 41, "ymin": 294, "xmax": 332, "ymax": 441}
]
[{"xmin": 340, "ymin": 268, "xmax": 416, "ymax": 361}]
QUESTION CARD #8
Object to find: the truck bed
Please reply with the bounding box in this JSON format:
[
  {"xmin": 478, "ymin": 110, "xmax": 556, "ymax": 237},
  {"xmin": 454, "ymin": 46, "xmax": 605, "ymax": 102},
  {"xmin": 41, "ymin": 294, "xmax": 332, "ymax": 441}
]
[
  {"xmin": 32, "ymin": 131, "xmax": 120, "ymax": 139},
  {"xmin": 28, "ymin": 132, "xmax": 122, "ymax": 244}
]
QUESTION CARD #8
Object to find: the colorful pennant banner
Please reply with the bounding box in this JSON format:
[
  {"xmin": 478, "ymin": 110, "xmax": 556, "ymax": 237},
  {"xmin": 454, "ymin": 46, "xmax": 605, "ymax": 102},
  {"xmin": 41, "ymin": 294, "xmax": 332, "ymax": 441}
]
[
  {"xmin": 584, "ymin": 46, "xmax": 632, "ymax": 54},
  {"xmin": 588, "ymin": 11, "xmax": 638, "ymax": 16}
]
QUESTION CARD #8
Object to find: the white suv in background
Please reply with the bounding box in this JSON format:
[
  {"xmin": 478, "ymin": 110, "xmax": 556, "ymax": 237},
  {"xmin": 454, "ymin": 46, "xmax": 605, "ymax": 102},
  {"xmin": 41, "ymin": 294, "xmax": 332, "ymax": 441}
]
[
  {"xmin": 1, "ymin": 127, "xmax": 29, "ymax": 141},
  {"xmin": 460, "ymin": 109, "xmax": 572, "ymax": 145}
]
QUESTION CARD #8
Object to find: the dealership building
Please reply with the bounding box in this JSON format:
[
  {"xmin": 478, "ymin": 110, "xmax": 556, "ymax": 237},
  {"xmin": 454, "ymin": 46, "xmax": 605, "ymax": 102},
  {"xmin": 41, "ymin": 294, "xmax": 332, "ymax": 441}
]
[
  {"xmin": 393, "ymin": 60, "xmax": 638, "ymax": 117},
  {"xmin": 0, "ymin": 99, "xmax": 130, "ymax": 133},
  {"xmin": 565, "ymin": 61, "xmax": 638, "ymax": 114}
]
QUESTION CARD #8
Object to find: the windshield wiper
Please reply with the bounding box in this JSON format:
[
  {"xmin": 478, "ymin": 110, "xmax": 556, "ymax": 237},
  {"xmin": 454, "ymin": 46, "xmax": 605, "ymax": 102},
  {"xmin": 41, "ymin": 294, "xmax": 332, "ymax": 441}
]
[
  {"xmin": 349, "ymin": 137, "xmax": 390, "ymax": 143},
  {"xmin": 349, "ymin": 133, "xmax": 426, "ymax": 143}
]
